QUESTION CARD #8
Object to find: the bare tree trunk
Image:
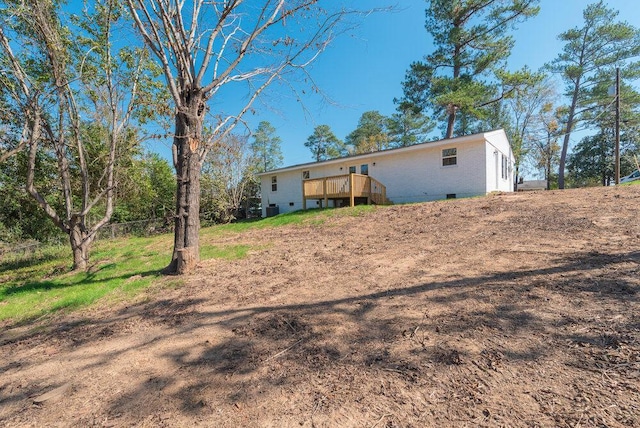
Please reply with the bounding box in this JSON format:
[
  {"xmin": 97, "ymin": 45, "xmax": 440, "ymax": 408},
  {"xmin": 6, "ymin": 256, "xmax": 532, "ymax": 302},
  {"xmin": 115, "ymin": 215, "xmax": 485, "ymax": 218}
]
[
  {"xmin": 445, "ymin": 34, "xmax": 462, "ymax": 139},
  {"xmin": 445, "ymin": 110, "xmax": 456, "ymax": 139},
  {"xmin": 69, "ymin": 217, "xmax": 91, "ymax": 271},
  {"xmin": 558, "ymin": 75, "xmax": 581, "ymax": 190},
  {"xmin": 165, "ymin": 92, "xmax": 204, "ymax": 274},
  {"xmin": 125, "ymin": 0, "xmax": 359, "ymax": 273},
  {"xmin": 546, "ymin": 135, "xmax": 552, "ymax": 190}
]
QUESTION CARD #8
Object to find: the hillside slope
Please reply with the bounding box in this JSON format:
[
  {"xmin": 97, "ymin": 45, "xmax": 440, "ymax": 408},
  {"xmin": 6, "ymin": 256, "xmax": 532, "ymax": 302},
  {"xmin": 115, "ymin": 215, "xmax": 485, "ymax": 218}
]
[{"xmin": 1, "ymin": 186, "xmax": 639, "ymax": 427}]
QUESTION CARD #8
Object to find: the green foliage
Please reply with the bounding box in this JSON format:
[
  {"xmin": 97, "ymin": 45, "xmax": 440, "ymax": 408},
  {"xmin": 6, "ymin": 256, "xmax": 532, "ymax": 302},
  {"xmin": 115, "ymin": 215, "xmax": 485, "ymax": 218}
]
[
  {"xmin": 387, "ymin": 108, "xmax": 435, "ymax": 148},
  {"xmin": 0, "ymin": 0, "xmax": 172, "ymax": 270},
  {"xmin": 251, "ymin": 121, "xmax": 283, "ymax": 173},
  {"xmin": 565, "ymin": 56, "xmax": 640, "ymax": 188},
  {"xmin": 568, "ymin": 134, "xmax": 615, "ymax": 186},
  {"xmin": 201, "ymin": 134, "xmax": 255, "ymax": 224},
  {"xmin": 346, "ymin": 111, "xmax": 391, "ymax": 154},
  {"xmin": 568, "ymin": 129, "xmax": 640, "ymax": 188},
  {"xmin": 548, "ymin": 0, "xmax": 640, "ymax": 188},
  {"xmin": 304, "ymin": 125, "xmax": 345, "ymax": 161},
  {"xmin": 0, "ymin": 152, "xmax": 65, "ymax": 244},
  {"xmin": 0, "ymin": 231, "xmax": 261, "ymax": 323},
  {"xmin": 112, "ymin": 151, "xmax": 176, "ymax": 222},
  {"xmin": 399, "ymin": 0, "xmax": 539, "ymax": 138}
]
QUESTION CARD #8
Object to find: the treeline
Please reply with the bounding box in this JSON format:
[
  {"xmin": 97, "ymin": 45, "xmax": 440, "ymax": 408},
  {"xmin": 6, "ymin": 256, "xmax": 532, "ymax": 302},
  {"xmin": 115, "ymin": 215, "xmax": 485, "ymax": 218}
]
[
  {"xmin": 1, "ymin": 0, "xmax": 344, "ymax": 272},
  {"xmin": 1, "ymin": 0, "xmax": 640, "ymax": 272},
  {"xmin": 301, "ymin": 0, "xmax": 640, "ymax": 190},
  {"xmin": 0, "ymin": 120, "xmax": 283, "ymax": 244}
]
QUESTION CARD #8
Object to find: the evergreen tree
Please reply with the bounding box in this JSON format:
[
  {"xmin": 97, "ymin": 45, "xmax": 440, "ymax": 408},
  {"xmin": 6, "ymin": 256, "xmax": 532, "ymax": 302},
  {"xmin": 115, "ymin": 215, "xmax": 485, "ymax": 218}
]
[
  {"xmin": 568, "ymin": 75, "xmax": 640, "ymax": 187},
  {"xmin": 305, "ymin": 125, "xmax": 345, "ymax": 162},
  {"xmin": 387, "ymin": 108, "xmax": 434, "ymax": 148},
  {"xmin": 250, "ymin": 121, "xmax": 283, "ymax": 173},
  {"xmin": 549, "ymin": 1, "xmax": 640, "ymax": 188},
  {"xmin": 346, "ymin": 111, "xmax": 390, "ymax": 154},
  {"xmin": 399, "ymin": 0, "xmax": 539, "ymax": 138}
]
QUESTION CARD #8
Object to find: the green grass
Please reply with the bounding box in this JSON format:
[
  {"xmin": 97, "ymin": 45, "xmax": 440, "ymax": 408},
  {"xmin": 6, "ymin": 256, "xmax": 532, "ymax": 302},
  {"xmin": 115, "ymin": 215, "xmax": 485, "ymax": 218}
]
[
  {"xmin": 0, "ymin": 234, "xmax": 259, "ymax": 324},
  {"xmin": 203, "ymin": 205, "xmax": 377, "ymax": 237},
  {"xmin": 0, "ymin": 205, "xmax": 379, "ymax": 325},
  {"xmin": 618, "ymin": 179, "xmax": 640, "ymax": 186},
  {"xmin": 0, "ymin": 236, "xmax": 168, "ymax": 324}
]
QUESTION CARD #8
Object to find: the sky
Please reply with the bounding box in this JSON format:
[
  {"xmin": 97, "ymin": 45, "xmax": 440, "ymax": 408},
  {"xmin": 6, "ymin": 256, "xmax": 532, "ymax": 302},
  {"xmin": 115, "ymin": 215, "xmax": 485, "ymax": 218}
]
[{"xmin": 145, "ymin": 0, "xmax": 640, "ymax": 171}]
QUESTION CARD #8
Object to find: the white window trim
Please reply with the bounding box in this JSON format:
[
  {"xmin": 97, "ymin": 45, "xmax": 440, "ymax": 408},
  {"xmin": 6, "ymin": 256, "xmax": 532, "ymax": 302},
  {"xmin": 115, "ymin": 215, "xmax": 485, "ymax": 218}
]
[{"xmin": 442, "ymin": 147, "xmax": 457, "ymax": 167}]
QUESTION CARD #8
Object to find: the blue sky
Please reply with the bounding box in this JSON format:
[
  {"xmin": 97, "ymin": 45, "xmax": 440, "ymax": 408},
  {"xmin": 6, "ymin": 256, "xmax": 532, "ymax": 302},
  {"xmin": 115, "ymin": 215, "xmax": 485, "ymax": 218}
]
[{"xmin": 144, "ymin": 0, "xmax": 640, "ymax": 169}]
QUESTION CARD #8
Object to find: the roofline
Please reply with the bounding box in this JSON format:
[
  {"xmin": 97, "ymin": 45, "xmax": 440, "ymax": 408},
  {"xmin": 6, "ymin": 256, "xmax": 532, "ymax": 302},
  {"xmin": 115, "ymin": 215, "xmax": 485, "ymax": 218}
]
[{"xmin": 257, "ymin": 129, "xmax": 507, "ymax": 176}]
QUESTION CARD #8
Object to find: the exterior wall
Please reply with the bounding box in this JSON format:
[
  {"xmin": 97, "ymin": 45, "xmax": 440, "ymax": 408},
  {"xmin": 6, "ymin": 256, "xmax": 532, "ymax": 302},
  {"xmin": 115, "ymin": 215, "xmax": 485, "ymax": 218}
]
[
  {"xmin": 484, "ymin": 131, "xmax": 515, "ymax": 193},
  {"xmin": 261, "ymin": 169, "xmax": 306, "ymax": 217},
  {"xmin": 363, "ymin": 141, "xmax": 487, "ymax": 204},
  {"xmin": 260, "ymin": 130, "xmax": 514, "ymax": 216}
]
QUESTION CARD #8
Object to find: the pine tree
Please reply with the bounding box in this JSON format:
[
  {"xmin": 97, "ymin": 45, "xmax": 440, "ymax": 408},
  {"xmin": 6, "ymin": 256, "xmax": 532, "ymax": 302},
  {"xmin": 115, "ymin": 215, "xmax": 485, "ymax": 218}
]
[{"xmin": 399, "ymin": 0, "xmax": 539, "ymax": 138}]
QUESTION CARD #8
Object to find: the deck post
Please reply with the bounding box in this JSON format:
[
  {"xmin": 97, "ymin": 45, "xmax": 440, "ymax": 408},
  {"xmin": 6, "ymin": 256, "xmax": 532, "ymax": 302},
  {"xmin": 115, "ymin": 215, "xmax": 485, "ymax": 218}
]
[
  {"xmin": 323, "ymin": 177, "xmax": 328, "ymax": 209},
  {"xmin": 302, "ymin": 179, "xmax": 307, "ymax": 210},
  {"xmin": 366, "ymin": 177, "xmax": 371, "ymax": 205},
  {"xmin": 349, "ymin": 173, "xmax": 355, "ymax": 207}
]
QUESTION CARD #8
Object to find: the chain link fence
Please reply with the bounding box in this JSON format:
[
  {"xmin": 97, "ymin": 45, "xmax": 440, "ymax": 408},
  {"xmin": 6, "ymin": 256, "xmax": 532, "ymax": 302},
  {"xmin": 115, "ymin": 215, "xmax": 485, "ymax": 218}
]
[{"xmin": 0, "ymin": 218, "xmax": 174, "ymax": 260}]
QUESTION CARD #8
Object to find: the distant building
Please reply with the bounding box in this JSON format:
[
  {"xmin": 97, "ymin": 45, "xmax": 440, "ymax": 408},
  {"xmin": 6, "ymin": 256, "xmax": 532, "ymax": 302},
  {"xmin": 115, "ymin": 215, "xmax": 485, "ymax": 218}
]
[
  {"xmin": 517, "ymin": 180, "xmax": 547, "ymax": 191},
  {"xmin": 257, "ymin": 129, "xmax": 514, "ymax": 217}
]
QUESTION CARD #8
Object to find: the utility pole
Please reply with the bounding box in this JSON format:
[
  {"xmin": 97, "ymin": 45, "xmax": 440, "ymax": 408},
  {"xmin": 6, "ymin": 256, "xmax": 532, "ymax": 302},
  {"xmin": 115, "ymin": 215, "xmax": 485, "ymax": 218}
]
[{"xmin": 615, "ymin": 67, "xmax": 620, "ymax": 185}]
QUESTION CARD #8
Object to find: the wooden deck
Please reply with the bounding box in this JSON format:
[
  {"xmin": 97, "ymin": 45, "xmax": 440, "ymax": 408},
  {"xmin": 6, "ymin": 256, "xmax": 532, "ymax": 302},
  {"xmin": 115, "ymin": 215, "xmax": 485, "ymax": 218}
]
[{"xmin": 302, "ymin": 173, "xmax": 387, "ymax": 209}]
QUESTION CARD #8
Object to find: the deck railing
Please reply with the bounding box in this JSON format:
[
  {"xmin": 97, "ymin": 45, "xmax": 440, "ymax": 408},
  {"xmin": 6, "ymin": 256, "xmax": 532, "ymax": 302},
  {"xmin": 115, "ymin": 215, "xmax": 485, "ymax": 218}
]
[{"xmin": 302, "ymin": 173, "xmax": 387, "ymax": 209}]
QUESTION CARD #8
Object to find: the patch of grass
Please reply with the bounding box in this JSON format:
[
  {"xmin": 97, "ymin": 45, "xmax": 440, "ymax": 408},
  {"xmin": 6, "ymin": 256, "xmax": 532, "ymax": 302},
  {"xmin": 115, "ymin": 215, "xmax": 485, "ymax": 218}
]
[
  {"xmin": 0, "ymin": 236, "xmax": 169, "ymax": 324},
  {"xmin": 0, "ymin": 231, "xmax": 197, "ymax": 324},
  {"xmin": 618, "ymin": 179, "xmax": 640, "ymax": 186},
  {"xmin": 0, "ymin": 204, "xmax": 385, "ymax": 325},
  {"xmin": 204, "ymin": 209, "xmax": 325, "ymax": 234},
  {"xmin": 201, "ymin": 205, "xmax": 380, "ymax": 238}
]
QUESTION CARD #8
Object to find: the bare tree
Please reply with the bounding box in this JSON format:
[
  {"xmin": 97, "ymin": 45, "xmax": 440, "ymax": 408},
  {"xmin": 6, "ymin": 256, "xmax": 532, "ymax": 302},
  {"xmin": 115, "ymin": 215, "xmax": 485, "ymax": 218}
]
[
  {"xmin": 201, "ymin": 133, "xmax": 254, "ymax": 224},
  {"xmin": 0, "ymin": 0, "xmax": 161, "ymax": 270},
  {"xmin": 503, "ymin": 72, "xmax": 557, "ymax": 189},
  {"xmin": 126, "ymin": 0, "xmax": 362, "ymax": 273}
]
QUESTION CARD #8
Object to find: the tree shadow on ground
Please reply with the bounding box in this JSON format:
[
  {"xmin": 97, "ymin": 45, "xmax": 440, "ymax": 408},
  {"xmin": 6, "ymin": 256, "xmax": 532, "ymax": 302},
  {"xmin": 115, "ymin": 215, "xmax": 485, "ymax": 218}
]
[{"xmin": 1, "ymin": 249, "xmax": 638, "ymax": 425}]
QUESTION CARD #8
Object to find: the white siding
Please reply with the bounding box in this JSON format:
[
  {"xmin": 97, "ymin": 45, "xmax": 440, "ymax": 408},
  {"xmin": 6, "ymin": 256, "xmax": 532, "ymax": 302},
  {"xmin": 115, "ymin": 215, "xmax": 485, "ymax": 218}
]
[
  {"xmin": 261, "ymin": 170, "xmax": 305, "ymax": 217},
  {"xmin": 259, "ymin": 130, "xmax": 514, "ymax": 216},
  {"xmin": 484, "ymin": 131, "xmax": 514, "ymax": 192}
]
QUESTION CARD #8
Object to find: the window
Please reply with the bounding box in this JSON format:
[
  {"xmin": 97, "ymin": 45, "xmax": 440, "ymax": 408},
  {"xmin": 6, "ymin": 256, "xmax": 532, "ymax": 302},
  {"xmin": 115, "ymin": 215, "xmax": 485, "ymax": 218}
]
[
  {"xmin": 302, "ymin": 170, "xmax": 310, "ymax": 180},
  {"xmin": 348, "ymin": 166, "xmax": 356, "ymax": 174},
  {"xmin": 271, "ymin": 176, "xmax": 277, "ymax": 192},
  {"xmin": 360, "ymin": 164, "xmax": 369, "ymax": 175},
  {"xmin": 442, "ymin": 148, "xmax": 457, "ymax": 166},
  {"xmin": 446, "ymin": 193, "xmax": 456, "ymax": 199}
]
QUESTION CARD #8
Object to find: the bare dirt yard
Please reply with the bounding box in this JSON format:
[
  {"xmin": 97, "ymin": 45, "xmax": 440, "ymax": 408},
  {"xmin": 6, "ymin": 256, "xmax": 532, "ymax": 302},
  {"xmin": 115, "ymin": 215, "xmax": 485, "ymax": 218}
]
[{"xmin": 1, "ymin": 186, "xmax": 639, "ymax": 427}]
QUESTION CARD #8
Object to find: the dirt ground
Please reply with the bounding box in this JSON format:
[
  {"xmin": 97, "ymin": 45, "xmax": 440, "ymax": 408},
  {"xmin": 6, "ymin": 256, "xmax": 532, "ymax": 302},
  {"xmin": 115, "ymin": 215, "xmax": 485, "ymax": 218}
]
[{"xmin": 1, "ymin": 186, "xmax": 639, "ymax": 427}]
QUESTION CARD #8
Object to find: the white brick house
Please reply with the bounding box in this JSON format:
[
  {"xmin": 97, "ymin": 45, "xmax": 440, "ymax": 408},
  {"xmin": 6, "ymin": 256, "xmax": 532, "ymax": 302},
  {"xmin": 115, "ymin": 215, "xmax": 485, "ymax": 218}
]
[{"xmin": 257, "ymin": 129, "xmax": 514, "ymax": 217}]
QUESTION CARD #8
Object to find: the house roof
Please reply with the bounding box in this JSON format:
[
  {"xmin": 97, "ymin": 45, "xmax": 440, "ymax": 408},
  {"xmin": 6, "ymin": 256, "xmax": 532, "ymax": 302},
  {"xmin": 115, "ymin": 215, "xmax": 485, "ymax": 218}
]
[{"xmin": 257, "ymin": 129, "xmax": 507, "ymax": 177}]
